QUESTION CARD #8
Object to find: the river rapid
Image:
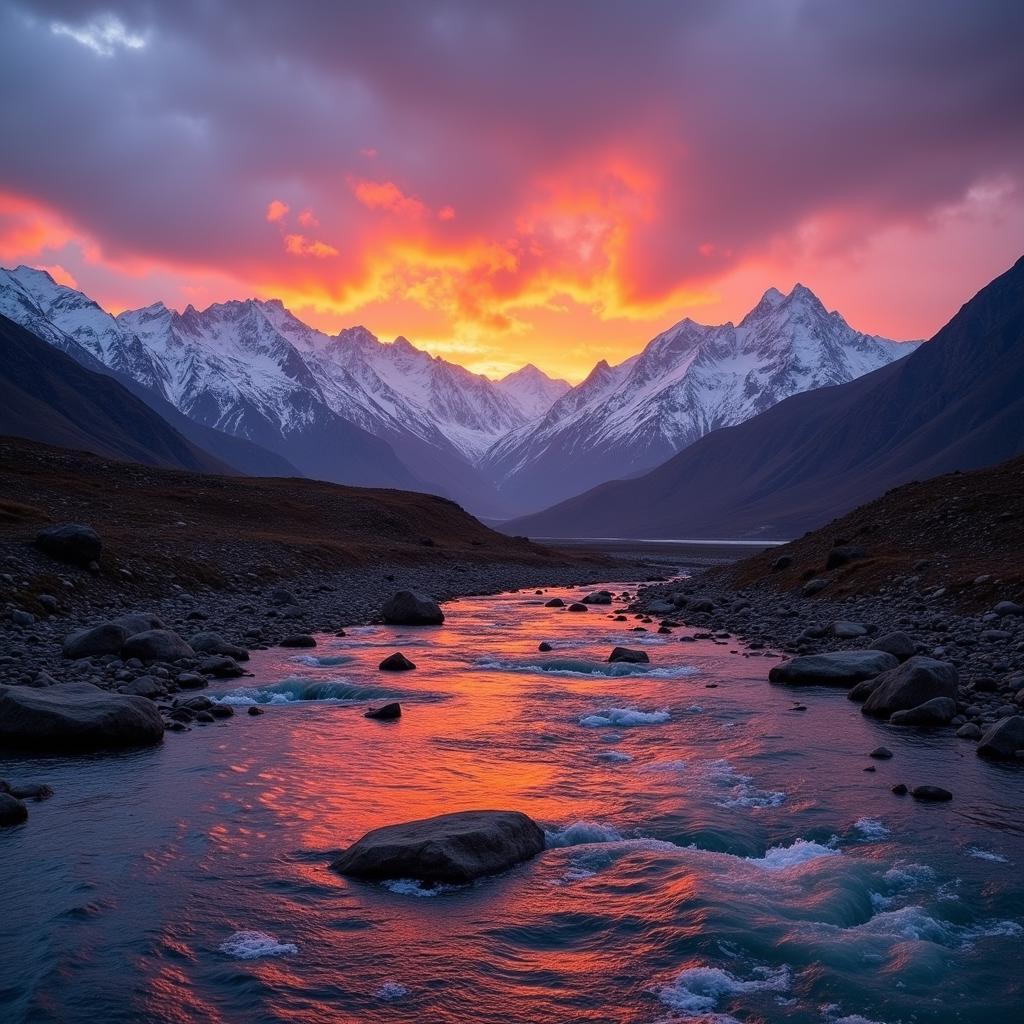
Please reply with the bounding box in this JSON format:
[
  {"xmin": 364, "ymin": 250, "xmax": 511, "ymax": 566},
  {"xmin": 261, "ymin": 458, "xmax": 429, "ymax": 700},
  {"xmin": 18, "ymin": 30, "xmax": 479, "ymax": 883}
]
[{"xmin": 1, "ymin": 580, "xmax": 1022, "ymax": 1024}]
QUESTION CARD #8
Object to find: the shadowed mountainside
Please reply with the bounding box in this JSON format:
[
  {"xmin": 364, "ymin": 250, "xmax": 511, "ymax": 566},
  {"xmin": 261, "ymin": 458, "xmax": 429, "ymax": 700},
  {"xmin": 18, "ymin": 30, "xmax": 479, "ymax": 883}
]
[
  {"xmin": 506, "ymin": 255, "xmax": 1024, "ymax": 539},
  {"xmin": 0, "ymin": 312, "xmax": 235, "ymax": 475}
]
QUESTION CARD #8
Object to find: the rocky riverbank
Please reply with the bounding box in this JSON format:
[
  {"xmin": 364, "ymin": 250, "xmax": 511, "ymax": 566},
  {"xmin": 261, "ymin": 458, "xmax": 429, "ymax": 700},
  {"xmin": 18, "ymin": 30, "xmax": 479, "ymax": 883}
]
[{"xmin": 633, "ymin": 570, "xmax": 1024, "ymax": 762}]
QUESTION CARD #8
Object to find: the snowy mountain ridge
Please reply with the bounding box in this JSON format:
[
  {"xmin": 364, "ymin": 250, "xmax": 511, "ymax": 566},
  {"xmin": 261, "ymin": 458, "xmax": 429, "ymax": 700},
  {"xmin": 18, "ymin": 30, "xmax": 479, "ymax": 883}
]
[
  {"xmin": 479, "ymin": 283, "xmax": 921, "ymax": 514},
  {"xmin": 0, "ymin": 265, "xmax": 919, "ymax": 515}
]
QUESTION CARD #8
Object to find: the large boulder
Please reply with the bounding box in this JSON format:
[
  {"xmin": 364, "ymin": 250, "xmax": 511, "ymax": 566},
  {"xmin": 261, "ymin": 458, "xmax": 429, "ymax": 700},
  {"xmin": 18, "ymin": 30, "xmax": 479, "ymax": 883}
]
[
  {"xmin": 582, "ymin": 591, "xmax": 612, "ymax": 605},
  {"xmin": 0, "ymin": 682, "xmax": 164, "ymax": 751},
  {"xmin": 121, "ymin": 630, "xmax": 195, "ymax": 663},
  {"xmin": 769, "ymin": 650, "xmax": 898, "ymax": 687},
  {"xmin": 977, "ymin": 716, "xmax": 1024, "ymax": 761},
  {"xmin": 873, "ymin": 631, "xmax": 917, "ymax": 662},
  {"xmin": 189, "ymin": 631, "xmax": 249, "ymax": 661},
  {"xmin": 862, "ymin": 657, "xmax": 959, "ymax": 719},
  {"xmin": 34, "ymin": 524, "xmax": 101, "ymax": 565},
  {"xmin": 112, "ymin": 612, "xmax": 165, "ymax": 635},
  {"xmin": 381, "ymin": 591, "xmax": 445, "ymax": 626},
  {"xmin": 889, "ymin": 697, "xmax": 957, "ymax": 727},
  {"xmin": 63, "ymin": 622, "xmax": 129, "ymax": 659},
  {"xmin": 332, "ymin": 809, "xmax": 545, "ymax": 883}
]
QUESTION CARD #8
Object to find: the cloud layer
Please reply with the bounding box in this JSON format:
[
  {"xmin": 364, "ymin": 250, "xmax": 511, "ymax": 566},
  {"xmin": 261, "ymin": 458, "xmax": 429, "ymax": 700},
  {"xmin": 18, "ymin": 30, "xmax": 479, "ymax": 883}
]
[{"xmin": 2, "ymin": 0, "xmax": 1023, "ymax": 378}]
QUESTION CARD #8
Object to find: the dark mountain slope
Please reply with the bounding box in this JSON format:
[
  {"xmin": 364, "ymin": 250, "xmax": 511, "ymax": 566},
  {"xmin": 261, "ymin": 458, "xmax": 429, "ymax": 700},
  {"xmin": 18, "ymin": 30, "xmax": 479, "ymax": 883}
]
[
  {"xmin": 0, "ymin": 312, "xmax": 234, "ymax": 474},
  {"xmin": 108, "ymin": 371, "xmax": 302, "ymax": 478},
  {"xmin": 507, "ymin": 255, "xmax": 1024, "ymax": 539}
]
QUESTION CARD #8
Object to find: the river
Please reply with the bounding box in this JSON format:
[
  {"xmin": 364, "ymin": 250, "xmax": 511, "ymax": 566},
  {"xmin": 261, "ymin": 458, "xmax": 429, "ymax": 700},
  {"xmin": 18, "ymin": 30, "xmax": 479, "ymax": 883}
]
[{"xmin": 1, "ymin": 579, "xmax": 1021, "ymax": 1023}]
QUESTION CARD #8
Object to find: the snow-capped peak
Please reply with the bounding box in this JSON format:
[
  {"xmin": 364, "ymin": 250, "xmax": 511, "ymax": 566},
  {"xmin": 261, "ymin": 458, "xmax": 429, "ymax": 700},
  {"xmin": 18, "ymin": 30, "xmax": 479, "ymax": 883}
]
[{"xmin": 494, "ymin": 363, "xmax": 571, "ymax": 421}]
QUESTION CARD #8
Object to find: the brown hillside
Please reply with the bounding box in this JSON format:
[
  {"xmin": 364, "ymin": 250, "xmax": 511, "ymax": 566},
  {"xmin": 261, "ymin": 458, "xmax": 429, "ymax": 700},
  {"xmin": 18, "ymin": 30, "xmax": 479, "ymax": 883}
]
[
  {"xmin": 0, "ymin": 437, "xmax": 601, "ymax": 596},
  {"xmin": 716, "ymin": 454, "xmax": 1024, "ymax": 609}
]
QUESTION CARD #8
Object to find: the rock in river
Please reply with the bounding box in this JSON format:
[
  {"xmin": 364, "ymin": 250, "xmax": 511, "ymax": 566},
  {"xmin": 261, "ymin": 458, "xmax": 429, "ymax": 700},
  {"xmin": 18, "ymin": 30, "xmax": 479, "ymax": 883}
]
[
  {"xmin": 769, "ymin": 650, "xmax": 898, "ymax": 687},
  {"xmin": 976, "ymin": 716, "xmax": 1024, "ymax": 761},
  {"xmin": 0, "ymin": 792, "xmax": 28, "ymax": 827},
  {"xmin": 889, "ymin": 697, "xmax": 957, "ymax": 727},
  {"xmin": 910, "ymin": 785, "xmax": 953, "ymax": 802},
  {"xmin": 364, "ymin": 702, "xmax": 402, "ymax": 721},
  {"xmin": 379, "ymin": 653, "xmax": 416, "ymax": 672},
  {"xmin": 0, "ymin": 682, "xmax": 164, "ymax": 751},
  {"xmin": 862, "ymin": 657, "xmax": 958, "ymax": 719},
  {"xmin": 381, "ymin": 590, "xmax": 445, "ymax": 626},
  {"xmin": 608, "ymin": 647, "xmax": 649, "ymax": 664},
  {"xmin": 332, "ymin": 809, "xmax": 546, "ymax": 883}
]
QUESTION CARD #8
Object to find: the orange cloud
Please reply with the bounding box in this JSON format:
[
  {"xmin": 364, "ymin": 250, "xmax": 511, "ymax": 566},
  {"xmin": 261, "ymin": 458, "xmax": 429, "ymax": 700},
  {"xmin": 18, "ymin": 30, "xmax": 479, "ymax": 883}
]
[
  {"xmin": 297, "ymin": 208, "xmax": 319, "ymax": 228},
  {"xmin": 0, "ymin": 191, "xmax": 80, "ymax": 261},
  {"xmin": 283, "ymin": 233, "xmax": 338, "ymax": 258},
  {"xmin": 265, "ymin": 199, "xmax": 289, "ymax": 222},
  {"xmin": 350, "ymin": 178, "xmax": 427, "ymax": 218}
]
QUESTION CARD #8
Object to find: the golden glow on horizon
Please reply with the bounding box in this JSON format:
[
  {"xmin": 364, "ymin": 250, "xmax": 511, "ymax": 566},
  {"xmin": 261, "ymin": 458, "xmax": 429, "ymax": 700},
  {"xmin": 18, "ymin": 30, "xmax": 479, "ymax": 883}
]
[{"xmin": 3, "ymin": 177, "xmax": 1023, "ymax": 383}]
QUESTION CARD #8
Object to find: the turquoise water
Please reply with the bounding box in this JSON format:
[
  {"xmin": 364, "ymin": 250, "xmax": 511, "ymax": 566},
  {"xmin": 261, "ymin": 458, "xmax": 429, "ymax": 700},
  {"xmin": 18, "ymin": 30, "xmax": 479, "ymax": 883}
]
[{"xmin": 1, "ymin": 582, "xmax": 1021, "ymax": 1023}]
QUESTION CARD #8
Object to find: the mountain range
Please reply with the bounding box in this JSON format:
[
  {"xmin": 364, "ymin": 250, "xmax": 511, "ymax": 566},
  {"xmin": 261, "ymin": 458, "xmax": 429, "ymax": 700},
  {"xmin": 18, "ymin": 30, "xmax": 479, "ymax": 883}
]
[
  {"xmin": 0, "ymin": 265, "xmax": 917, "ymax": 516},
  {"xmin": 507, "ymin": 255, "xmax": 1024, "ymax": 539},
  {"xmin": 483, "ymin": 284, "xmax": 918, "ymax": 513}
]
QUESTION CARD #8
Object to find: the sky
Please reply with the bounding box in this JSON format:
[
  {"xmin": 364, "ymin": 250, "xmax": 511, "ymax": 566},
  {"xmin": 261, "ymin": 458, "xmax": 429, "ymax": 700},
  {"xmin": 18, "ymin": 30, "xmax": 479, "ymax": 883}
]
[{"xmin": 1, "ymin": 1, "xmax": 1022, "ymax": 382}]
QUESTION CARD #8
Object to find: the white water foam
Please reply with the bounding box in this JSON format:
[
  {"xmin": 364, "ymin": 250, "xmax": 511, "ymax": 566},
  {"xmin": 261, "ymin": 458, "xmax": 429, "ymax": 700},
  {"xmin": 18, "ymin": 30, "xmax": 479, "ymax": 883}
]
[
  {"xmin": 853, "ymin": 818, "xmax": 891, "ymax": 841},
  {"xmin": 822, "ymin": 1005, "xmax": 889, "ymax": 1024},
  {"xmin": 799, "ymin": 905, "xmax": 1022, "ymax": 949},
  {"xmin": 747, "ymin": 839, "xmax": 840, "ymax": 871},
  {"xmin": 703, "ymin": 759, "xmax": 786, "ymax": 809},
  {"xmin": 375, "ymin": 982, "xmax": 409, "ymax": 1000},
  {"xmin": 640, "ymin": 759, "xmax": 688, "ymax": 773},
  {"xmin": 596, "ymin": 750, "xmax": 633, "ymax": 762},
  {"xmin": 219, "ymin": 930, "xmax": 298, "ymax": 959},
  {"xmin": 966, "ymin": 846, "xmax": 1009, "ymax": 863},
  {"xmin": 545, "ymin": 821, "xmax": 624, "ymax": 848},
  {"xmin": 380, "ymin": 878, "xmax": 461, "ymax": 898},
  {"xmin": 288, "ymin": 654, "xmax": 353, "ymax": 667},
  {"xmin": 478, "ymin": 657, "xmax": 697, "ymax": 679},
  {"xmin": 213, "ymin": 678, "xmax": 433, "ymax": 706},
  {"xmin": 579, "ymin": 708, "xmax": 670, "ymax": 728},
  {"xmin": 657, "ymin": 964, "xmax": 791, "ymax": 1018}
]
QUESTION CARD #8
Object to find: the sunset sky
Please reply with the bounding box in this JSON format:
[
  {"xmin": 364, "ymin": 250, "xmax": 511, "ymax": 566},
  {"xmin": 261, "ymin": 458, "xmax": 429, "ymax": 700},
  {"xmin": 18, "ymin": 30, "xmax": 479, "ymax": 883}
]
[{"xmin": 1, "ymin": 0, "xmax": 1022, "ymax": 381}]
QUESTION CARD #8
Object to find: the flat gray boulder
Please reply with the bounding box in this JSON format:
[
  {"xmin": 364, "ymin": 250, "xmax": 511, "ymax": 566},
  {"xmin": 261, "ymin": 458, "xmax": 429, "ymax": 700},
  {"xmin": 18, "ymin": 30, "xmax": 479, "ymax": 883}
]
[
  {"xmin": 862, "ymin": 657, "xmax": 959, "ymax": 719},
  {"xmin": 381, "ymin": 590, "xmax": 445, "ymax": 626},
  {"xmin": 769, "ymin": 650, "xmax": 898, "ymax": 687},
  {"xmin": 332, "ymin": 809, "xmax": 545, "ymax": 883},
  {"xmin": 121, "ymin": 630, "xmax": 195, "ymax": 662},
  {"xmin": 63, "ymin": 622, "xmax": 129, "ymax": 659},
  {"xmin": 977, "ymin": 716, "xmax": 1024, "ymax": 761},
  {"xmin": 0, "ymin": 682, "xmax": 164, "ymax": 751}
]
